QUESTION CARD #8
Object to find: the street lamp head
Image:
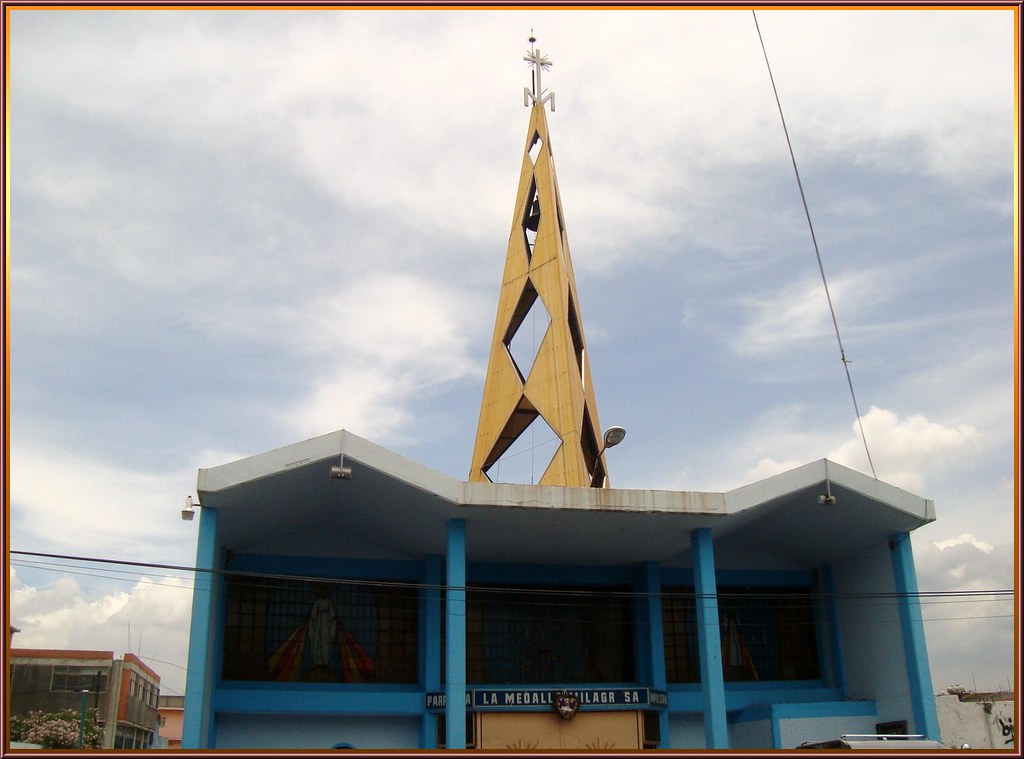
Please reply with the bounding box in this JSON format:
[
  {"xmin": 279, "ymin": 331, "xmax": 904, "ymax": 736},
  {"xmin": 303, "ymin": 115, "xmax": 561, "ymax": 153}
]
[{"xmin": 602, "ymin": 426, "xmax": 626, "ymax": 450}]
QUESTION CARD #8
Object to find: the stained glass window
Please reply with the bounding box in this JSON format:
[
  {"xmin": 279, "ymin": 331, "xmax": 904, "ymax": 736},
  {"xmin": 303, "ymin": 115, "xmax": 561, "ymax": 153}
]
[{"xmin": 222, "ymin": 575, "xmax": 418, "ymax": 684}]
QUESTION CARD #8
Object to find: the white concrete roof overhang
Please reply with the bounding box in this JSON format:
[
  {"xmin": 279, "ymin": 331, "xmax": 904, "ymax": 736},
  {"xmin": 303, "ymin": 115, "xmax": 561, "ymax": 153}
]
[{"xmin": 197, "ymin": 430, "xmax": 935, "ymax": 570}]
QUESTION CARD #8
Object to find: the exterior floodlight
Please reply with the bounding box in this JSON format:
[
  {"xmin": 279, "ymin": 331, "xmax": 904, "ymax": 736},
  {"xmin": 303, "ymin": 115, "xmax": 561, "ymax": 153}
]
[
  {"xmin": 819, "ymin": 471, "xmax": 835, "ymax": 505},
  {"xmin": 181, "ymin": 496, "xmax": 196, "ymax": 521},
  {"xmin": 331, "ymin": 455, "xmax": 352, "ymax": 480},
  {"xmin": 602, "ymin": 426, "xmax": 626, "ymax": 450}
]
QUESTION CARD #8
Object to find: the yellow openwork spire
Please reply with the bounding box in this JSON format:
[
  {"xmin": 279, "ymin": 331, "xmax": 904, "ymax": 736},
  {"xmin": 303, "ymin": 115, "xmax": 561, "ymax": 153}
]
[{"xmin": 469, "ymin": 43, "xmax": 610, "ymax": 488}]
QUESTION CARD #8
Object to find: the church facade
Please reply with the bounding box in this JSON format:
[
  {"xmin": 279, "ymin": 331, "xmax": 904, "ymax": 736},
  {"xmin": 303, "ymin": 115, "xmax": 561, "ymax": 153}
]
[{"xmin": 181, "ymin": 42, "xmax": 940, "ymax": 750}]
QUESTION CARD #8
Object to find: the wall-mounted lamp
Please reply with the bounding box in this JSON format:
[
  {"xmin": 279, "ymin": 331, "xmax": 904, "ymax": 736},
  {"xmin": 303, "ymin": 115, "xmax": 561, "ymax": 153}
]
[
  {"xmin": 181, "ymin": 496, "xmax": 196, "ymax": 521},
  {"xmin": 818, "ymin": 461, "xmax": 836, "ymax": 505},
  {"xmin": 330, "ymin": 455, "xmax": 352, "ymax": 480}
]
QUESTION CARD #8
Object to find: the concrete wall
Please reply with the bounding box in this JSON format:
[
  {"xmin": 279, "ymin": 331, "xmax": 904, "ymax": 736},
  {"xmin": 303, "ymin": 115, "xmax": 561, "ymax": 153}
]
[
  {"xmin": 831, "ymin": 541, "xmax": 915, "ymax": 728},
  {"xmin": 9, "ymin": 661, "xmax": 111, "ymax": 718},
  {"xmin": 667, "ymin": 713, "xmax": 706, "ymax": 748},
  {"xmin": 213, "ymin": 713, "xmax": 421, "ymax": 749},
  {"xmin": 777, "ymin": 714, "xmax": 877, "ymax": 748},
  {"xmin": 728, "ymin": 717, "xmax": 771, "ymax": 749},
  {"xmin": 730, "ymin": 702, "xmax": 878, "ymax": 749},
  {"xmin": 936, "ymin": 694, "xmax": 1015, "ymax": 749}
]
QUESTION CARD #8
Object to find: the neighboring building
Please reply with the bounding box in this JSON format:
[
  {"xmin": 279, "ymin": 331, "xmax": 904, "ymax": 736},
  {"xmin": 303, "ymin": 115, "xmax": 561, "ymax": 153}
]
[
  {"xmin": 9, "ymin": 649, "xmax": 161, "ymax": 749},
  {"xmin": 936, "ymin": 689, "xmax": 1015, "ymax": 749},
  {"xmin": 181, "ymin": 42, "xmax": 940, "ymax": 750},
  {"xmin": 157, "ymin": 695, "xmax": 185, "ymax": 749}
]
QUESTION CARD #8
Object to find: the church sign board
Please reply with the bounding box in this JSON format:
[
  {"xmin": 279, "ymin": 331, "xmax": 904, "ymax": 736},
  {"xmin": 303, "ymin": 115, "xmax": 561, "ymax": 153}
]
[{"xmin": 425, "ymin": 688, "xmax": 668, "ymax": 712}]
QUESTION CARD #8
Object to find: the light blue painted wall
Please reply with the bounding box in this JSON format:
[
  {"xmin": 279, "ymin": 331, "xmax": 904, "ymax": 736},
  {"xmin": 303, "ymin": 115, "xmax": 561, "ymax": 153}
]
[
  {"xmin": 820, "ymin": 565, "xmax": 848, "ymax": 696},
  {"xmin": 195, "ymin": 540, "xmax": 891, "ymax": 750},
  {"xmin": 228, "ymin": 552, "xmax": 422, "ymax": 578},
  {"xmin": 445, "ymin": 520, "xmax": 466, "ymax": 750},
  {"xmin": 668, "ymin": 713, "xmax": 707, "ymax": 749},
  {"xmin": 182, "ymin": 506, "xmax": 219, "ymax": 749},
  {"xmin": 692, "ymin": 528, "xmax": 728, "ymax": 749},
  {"xmin": 641, "ymin": 562, "xmax": 670, "ymax": 748},
  {"xmin": 890, "ymin": 532, "xmax": 940, "ymax": 740},
  {"xmin": 832, "ymin": 540, "xmax": 914, "ymax": 728},
  {"xmin": 420, "ymin": 555, "xmax": 442, "ymax": 748},
  {"xmin": 729, "ymin": 718, "xmax": 771, "ymax": 749},
  {"xmin": 729, "ymin": 702, "xmax": 878, "ymax": 749},
  {"xmin": 212, "ymin": 687, "xmax": 423, "ymax": 715},
  {"xmin": 213, "ymin": 713, "xmax": 420, "ymax": 749},
  {"xmin": 777, "ymin": 714, "xmax": 877, "ymax": 748}
]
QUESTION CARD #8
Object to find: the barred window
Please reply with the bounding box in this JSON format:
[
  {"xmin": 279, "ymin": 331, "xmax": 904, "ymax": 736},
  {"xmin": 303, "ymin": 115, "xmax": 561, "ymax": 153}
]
[
  {"xmin": 51, "ymin": 666, "xmax": 108, "ymax": 693},
  {"xmin": 661, "ymin": 589, "xmax": 699, "ymax": 683},
  {"xmin": 222, "ymin": 575, "xmax": 418, "ymax": 684},
  {"xmin": 462, "ymin": 585, "xmax": 635, "ymax": 685},
  {"xmin": 662, "ymin": 586, "xmax": 820, "ymax": 682}
]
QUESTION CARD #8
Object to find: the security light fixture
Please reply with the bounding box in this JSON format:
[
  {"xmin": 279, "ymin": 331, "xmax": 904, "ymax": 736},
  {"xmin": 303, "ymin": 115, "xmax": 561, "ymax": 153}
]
[
  {"xmin": 602, "ymin": 426, "xmax": 626, "ymax": 450},
  {"xmin": 818, "ymin": 462, "xmax": 836, "ymax": 505},
  {"xmin": 330, "ymin": 455, "xmax": 352, "ymax": 480},
  {"xmin": 181, "ymin": 496, "xmax": 196, "ymax": 521},
  {"xmin": 589, "ymin": 426, "xmax": 627, "ymax": 488}
]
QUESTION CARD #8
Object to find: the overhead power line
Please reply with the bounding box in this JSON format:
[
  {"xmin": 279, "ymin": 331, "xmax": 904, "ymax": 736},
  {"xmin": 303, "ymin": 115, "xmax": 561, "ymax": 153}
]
[
  {"xmin": 752, "ymin": 11, "xmax": 878, "ymax": 479},
  {"xmin": 11, "ymin": 550, "xmax": 1013, "ymax": 606}
]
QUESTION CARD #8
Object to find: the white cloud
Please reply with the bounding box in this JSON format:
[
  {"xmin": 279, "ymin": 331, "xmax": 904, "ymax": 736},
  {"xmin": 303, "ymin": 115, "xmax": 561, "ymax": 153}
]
[
  {"xmin": 730, "ymin": 270, "xmax": 892, "ymax": 358},
  {"xmin": 683, "ymin": 404, "xmax": 984, "ymax": 496},
  {"xmin": 277, "ymin": 273, "xmax": 486, "ymax": 443},
  {"xmin": 911, "ymin": 536, "xmax": 1014, "ymax": 692},
  {"xmin": 828, "ymin": 406, "xmax": 981, "ymax": 493},
  {"xmin": 9, "ymin": 445, "xmax": 199, "ymax": 562},
  {"xmin": 301, "ymin": 275, "xmax": 483, "ymax": 370},
  {"xmin": 282, "ymin": 368, "xmax": 416, "ymax": 443},
  {"xmin": 746, "ymin": 10, "xmax": 1013, "ymax": 183},
  {"xmin": 9, "ymin": 567, "xmax": 193, "ymax": 697},
  {"xmin": 745, "ymin": 457, "xmax": 806, "ymax": 482},
  {"xmin": 934, "ymin": 534, "xmax": 994, "ymax": 554}
]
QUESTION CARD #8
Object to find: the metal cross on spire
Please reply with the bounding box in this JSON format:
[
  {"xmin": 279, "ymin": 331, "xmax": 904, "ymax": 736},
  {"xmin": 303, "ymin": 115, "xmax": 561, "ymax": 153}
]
[{"xmin": 523, "ymin": 33, "xmax": 555, "ymax": 111}]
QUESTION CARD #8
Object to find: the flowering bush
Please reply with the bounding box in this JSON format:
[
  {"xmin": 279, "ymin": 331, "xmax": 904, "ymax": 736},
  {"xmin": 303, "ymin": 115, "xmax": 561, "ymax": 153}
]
[{"xmin": 9, "ymin": 709, "xmax": 104, "ymax": 748}]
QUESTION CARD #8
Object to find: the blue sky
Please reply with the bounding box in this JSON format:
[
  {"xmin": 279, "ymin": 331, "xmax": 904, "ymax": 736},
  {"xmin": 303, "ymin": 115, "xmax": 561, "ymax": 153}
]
[{"xmin": 6, "ymin": 8, "xmax": 1017, "ymax": 700}]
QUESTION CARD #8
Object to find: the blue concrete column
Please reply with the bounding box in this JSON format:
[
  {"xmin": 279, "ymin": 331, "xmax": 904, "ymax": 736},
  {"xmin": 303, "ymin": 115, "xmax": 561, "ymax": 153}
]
[
  {"xmin": 692, "ymin": 528, "xmax": 728, "ymax": 749},
  {"xmin": 642, "ymin": 561, "xmax": 670, "ymax": 748},
  {"xmin": 420, "ymin": 555, "xmax": 443, "ymax": 748},
  {"xmin": 890, "ymin": 532, "xmax": 940, "ymax": 740},
  {"xmin": 821, "ymin": 565, "xmax": 848, "ymax": 697},
  {"xmin": 445, "ymin": 520, "xmax": 467, "ymax": 749},
  {"xmin": 182, "ymin": 506, "xmax": 218, "ymax": 749}
]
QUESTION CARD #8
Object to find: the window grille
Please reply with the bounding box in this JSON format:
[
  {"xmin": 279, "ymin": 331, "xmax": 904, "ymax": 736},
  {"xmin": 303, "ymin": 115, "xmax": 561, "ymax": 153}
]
[
  {"xmin": 222, "ymin": 575, "xmax": 419, "ymax": 684},
  {"xmin": 661, "ymin": 590, "xmax": 699, "ymax": 683},
  {"xmin": 459, "ymin": 585, "xmax": 635, "ymax": 685},
  {"xmin": 662, "ymin": 586, "xmax": 820, "ymax": 682}
]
